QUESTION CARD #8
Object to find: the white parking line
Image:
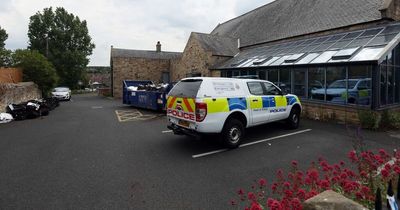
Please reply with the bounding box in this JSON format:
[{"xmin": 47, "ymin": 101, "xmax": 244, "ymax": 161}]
[
  {"xmin": 192, "ymin": 129, "xmax": 312, "ymax": 159},
  {"xmin": 162, "ymin": 130, "xmax": 173, "ymax": 133}
]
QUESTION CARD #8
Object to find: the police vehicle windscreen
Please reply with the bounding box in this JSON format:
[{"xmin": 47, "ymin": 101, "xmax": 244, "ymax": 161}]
[{"xmin": 169, "ymin": 79, "xmax": 202, "ymax": 98}]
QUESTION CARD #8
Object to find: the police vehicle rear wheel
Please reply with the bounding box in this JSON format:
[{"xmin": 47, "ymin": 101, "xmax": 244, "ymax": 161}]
[
  {"xmin": 222, "ymin": 119, "xmax": 244, "ymax": 148},
  {"xmin": 287, "ymin": 107, "xmax": 300, "ymax": 129}
]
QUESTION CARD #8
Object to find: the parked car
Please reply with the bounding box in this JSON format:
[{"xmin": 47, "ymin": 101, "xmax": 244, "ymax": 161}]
[
  {"xmin": 51, "ymin": 87, "xmax": 71, "ymax": 101},
  {"xmin": 311, "ymin": 78, "xmax": 371, "ymax": 104}
]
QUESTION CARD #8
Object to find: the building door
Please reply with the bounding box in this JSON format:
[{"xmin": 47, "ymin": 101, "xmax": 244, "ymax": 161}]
[{"xmin": 162, "ymin": 72, "xmax": 170, "ymax": 83}]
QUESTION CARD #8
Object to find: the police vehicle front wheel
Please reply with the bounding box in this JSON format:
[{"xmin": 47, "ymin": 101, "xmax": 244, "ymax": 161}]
[
  {"xmin": 287, "ymin": 107, "xmax": 300, "ymax": 129},
  {"xmin": 222, "ymin": 119, "xmax": 244, "ymax": 148}
]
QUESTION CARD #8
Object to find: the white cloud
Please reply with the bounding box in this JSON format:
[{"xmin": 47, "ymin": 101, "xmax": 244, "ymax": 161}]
[{"xmin": 0, "ymin": 0, "xmax": 272, "ymax": 66}]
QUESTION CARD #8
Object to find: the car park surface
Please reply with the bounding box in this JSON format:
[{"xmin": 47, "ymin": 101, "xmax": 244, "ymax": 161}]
[{"xmin": 0, "ymin": 94, "xmax": 399, "ymax": 209}]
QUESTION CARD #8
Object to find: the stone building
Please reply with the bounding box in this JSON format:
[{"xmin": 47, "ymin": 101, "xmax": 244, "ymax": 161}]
[
  {"xmin": 111, "ymin": 0, "xmax": 400, "ymax": 121},
  {"xmin": 110, "ymin": 42, "xmax": 181, "ymax": 98}
]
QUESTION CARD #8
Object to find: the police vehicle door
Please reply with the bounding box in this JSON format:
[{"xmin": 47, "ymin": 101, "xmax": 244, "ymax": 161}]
[
  {"xmin": 263, "ymin": 82, "xmax": 288, "ymax": 121},
  {"xmin": 247, "ymin": 82, "xmax": 269, "ymax": 125}
]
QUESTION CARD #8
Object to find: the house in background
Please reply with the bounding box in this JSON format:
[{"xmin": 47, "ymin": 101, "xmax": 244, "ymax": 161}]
[{"xmin": 110, "ymin": 0, "xmax": 400, "ymax": 122}]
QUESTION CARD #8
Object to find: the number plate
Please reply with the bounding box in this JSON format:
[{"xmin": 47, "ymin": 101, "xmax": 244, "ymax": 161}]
[{"xmin": 178, "ymin": 120, "xmax": 190, "ymax": 128}]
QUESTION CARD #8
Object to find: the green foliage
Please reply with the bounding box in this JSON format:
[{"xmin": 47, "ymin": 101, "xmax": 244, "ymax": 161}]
[
  {"xmin": 28, "ymin": 7, "xmax": 95, "ymax": 89},
  {"xmin": 357, "ymin": 110, "xmax": 380, "ymax": 130},
  {"xmin": 381, "ymin": 110, "xmax": 400, "ymax": 129},
  {"xmin": 0, "ymin": 26, "xmax": 12, "ymax": 67},
  {"xmin": 0, "ymin": 49, "xmax": 12, "ymax": 67},
  {"xmin": 12, "ymin": 49, "xmax": 58, "ymax": 95},
  {"xmin": 0, "ymin": 26, "xmax": 7, "ymax": 49}
]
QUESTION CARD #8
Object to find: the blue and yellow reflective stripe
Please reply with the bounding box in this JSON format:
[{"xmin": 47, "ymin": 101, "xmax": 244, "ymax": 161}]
[
  {"xmin": 228, "ymin": 97, "xmax": 247, "ymax": 110},
  {"xmin": 274, "ymin": 96, "xmax": 287, "ymax": 107},
  {"xmin": 204, "ymin": 97, "xmax": 248, "ymax": 113},
  {"xmin": 286, "ymin": 95, "xmax": 300, "ymax": 105},
  {"xmin": 249, "ymin": 96, "xmax": 263, "ymax": 109},
  {"xmin": 204, "ymin": 98, "xmax": 230, "ymax": 113}
]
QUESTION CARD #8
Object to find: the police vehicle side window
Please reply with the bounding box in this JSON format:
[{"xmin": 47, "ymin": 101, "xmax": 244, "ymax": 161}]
[
  {"xmin": 263, "ymin": 82, "xmax": 281, "ymax": 95},
  {"xmin": 247, "ymin": 82, "xmax": 264, "ymax": 95}
]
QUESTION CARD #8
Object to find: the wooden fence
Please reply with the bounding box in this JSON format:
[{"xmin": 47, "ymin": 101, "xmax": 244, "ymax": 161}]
[{"xmin": 0, "ymin": 68, "xmax": 22, "ymax": 83}]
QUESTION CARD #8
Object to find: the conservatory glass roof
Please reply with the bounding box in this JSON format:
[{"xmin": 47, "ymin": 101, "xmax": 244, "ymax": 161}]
[{"xmin": 216, "ymin": 22, "xmax": 400, "ymax": 69}]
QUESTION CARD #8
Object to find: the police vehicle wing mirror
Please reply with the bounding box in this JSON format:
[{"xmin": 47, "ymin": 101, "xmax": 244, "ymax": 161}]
[{"xmin": 280, "ymin": 89, "xmax": 287, "ymax": 95}]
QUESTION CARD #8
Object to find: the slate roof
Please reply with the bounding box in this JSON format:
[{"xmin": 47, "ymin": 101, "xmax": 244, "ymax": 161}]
[
  {"xmin": 111, "ymin": 48, "xmax": 182, "ymax": 60},
  {"xmin": 211, "ymin": 0, "xmax": 385, "ymax": 47},
  {"xmin": 192, "ymin": 32, "xmax": 239, "ymax": 56}
]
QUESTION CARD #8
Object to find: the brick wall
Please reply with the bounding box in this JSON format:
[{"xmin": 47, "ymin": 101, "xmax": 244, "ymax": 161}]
[
  {"xmin": 111, "ymin": 57, "xmax": 170, "ymax": 98},
  {"xmin": 0, "ymin": 82, "xmax": 41, "ymax": 112},
  {"xmin": 0, "ymin": 68, "xmax": 22, "ymax": 83}
]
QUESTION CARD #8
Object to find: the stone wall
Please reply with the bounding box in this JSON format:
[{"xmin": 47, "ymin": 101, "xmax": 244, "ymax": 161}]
[
  {"xmin": 301, "ymin": 101, "xmax": 361, "ymax": 125},
  {"xmin": 170, "ymin": 36, "xmax": 210, "ymax": 82},
  {"xmin": 170, "ymin": 34, "xmax": 232, "ymax": 82},
  {"xmin": 112, "ymin": 57, "xmax": 170, "ymax": 98},
  {"xmin": 380, "ymin": 0, "xmax": 400, "ymax": 20},
  {"xmin": 0, "ymin": 68, "xmax": 23, "ymax": 83},
  {"xmin": 0, "ymin": 82, "xmax": 42, "ymax": 112}
]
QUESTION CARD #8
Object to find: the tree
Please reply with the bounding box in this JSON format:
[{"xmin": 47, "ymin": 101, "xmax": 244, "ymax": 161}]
[
  {"xmin": 28, "ymin": 7, "xmax": 95, "ymax": 89},
  {"xmin": 12, "ymin": 49, "xmax": 59, "ymax": 95},
  {"xmin": 0, "ymin": 26, "xmax": 12, "ymax": 67},
  {"xmin": 0, "ymin": 26, "xmax": 8, "ymax": 49}
]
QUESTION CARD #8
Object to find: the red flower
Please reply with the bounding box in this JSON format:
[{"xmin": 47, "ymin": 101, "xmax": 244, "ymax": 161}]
[
  {"xmin": 348, "ymin": 150, "xmax": 358, "ymax": 162},
  {"xmin": 277, "ymin": 169, "xmax": 284, "ymax": 178},
  {"xmin": 394, "ymin": 165, "xmax": 400, "ymax": 174},
  {"xmin": 296, "ymin": 189, "xmax": 306, "ymax": 199},
  {"xmin": 319, "ymin": 179, "xmax": 330, "ymax": 190},
  {"xmin": 340, "ymin": 172, "xmax": 348, "ymax": 180},
  {"xmin": 356, "ymin": 192, "xmax": 363, "ymax": 199},
  {"xmin": 250, "ymin": 201, "xmax": 263, "ymax": 210},
  {"xmin": 238, "ymin": 188, "xmax": 244, "ymax": 195},
  {"xmin": 384, "ymin": 163, "xmax": 391, "ymax": 171},
  {"xmin": 291, "ymin": 160, "xmax": 298, "ymax": 167},
  {"xmin": 381, "ymin": 168, "xmax": 390, "ymax": 178},
  {"xmin": 361, "ymin": 186, "xmax": 370, "ymax": 195},
  {"xmin": 307, "ymin": 169, "xmax": 319, "ymax": 181},
  {"xmin": 267, "ymin": 198, "xmax": 275, "ymax": 207},
  {"xmin": 360, "ymin": 171, "xmax": 368, "ymax": 178},
  {"xmin": 271, "ymin": 182, "xmax": 278, "ymax": 192},
  {"xmin": 270, "ymin": 200, "xmax": 282, "ymax": 210},
  {"xmin": 283, "ymin": 181, "xmax": 291, "ymax": 188},
  {"xmin": 230, "ymin": 199, "xmax": 236, "ymax": 206},
  {"xmin": 291, "ymin": 198, "xmax": 302, "ymax": 210},
  {"xmin": 258, "ymin": 178, "xmax": 267, "ymax": 187},
  {"xmin": 248, "ymin": 192, "xmax": 256, "ymax": 201}
]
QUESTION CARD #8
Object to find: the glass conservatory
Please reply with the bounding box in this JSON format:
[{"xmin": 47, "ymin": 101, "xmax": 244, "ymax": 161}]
[{"xmin": 216, "ymin": 23, "xmax": 400, "ymax": 110}]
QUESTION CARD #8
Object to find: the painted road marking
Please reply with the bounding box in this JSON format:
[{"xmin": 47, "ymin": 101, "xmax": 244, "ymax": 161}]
[
  {"xmin": 192, "ymin": 129, "xmax": 312, "ymax": 159},
  {"xmin": 162, "ymin": 130, "xmax": 173, "ymax": 133},
  {"xmin": 92, "ymin": 106, "xmax": 103, "ymax": 109},
  {"xmin": 115, "ymin": 110, "xmax": 164, "ymax": 122}
]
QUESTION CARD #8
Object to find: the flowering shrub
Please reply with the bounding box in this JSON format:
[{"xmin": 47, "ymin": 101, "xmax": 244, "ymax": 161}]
[{"xmin": 232, "ymin": 149, "xmax": 400, "ymax": 210}]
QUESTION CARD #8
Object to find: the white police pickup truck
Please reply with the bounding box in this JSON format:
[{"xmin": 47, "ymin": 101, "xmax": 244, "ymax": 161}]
[{"xmin": 166, "ymin": 77, "xmax": 302, "ymax": 148}]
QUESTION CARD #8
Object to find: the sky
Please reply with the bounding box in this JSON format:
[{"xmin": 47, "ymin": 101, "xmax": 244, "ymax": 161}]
[{"xmin": 0, "ymin": 0, "xmax": 273, "ymax": 66}]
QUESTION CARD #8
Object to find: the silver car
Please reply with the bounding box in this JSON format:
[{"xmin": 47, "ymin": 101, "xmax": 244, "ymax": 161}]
[{"xmin": 51, "ymin": 87, "xmax": 71, "ymax": 101}]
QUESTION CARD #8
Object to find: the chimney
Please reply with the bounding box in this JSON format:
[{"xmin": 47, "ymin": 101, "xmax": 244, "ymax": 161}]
[{"xmin": 156, "ymin": 41, "xmax": 161, "ymax": 52}]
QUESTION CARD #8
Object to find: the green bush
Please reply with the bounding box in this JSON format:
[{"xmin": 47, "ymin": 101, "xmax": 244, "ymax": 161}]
[
  {"xmin": 381, "ymin": 110, "xmax": 400, "ymax": 129},
  {"xmin": 12, "ymin": 49, "xmax": 58, "ymax": 96},
  {"xmin": 358, "ymin": 110, "xmax": 381, "ymax": 130}
]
